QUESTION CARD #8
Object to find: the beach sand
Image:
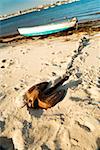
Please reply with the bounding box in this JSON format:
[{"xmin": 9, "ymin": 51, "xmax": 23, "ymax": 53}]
[{"xmin": 0, "ymin": 28, "xmax": 100, "ymax": 150}]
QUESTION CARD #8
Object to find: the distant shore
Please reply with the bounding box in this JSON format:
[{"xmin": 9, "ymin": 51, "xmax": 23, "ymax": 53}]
[{"xmin": 0, "ymin": 0, "xmax": 79, "ymax": 20}]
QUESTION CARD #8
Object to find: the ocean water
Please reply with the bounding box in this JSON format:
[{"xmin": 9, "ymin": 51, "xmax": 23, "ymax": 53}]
[
  {"xmin": 0, "ymin": 0, "xmax": 76, "ymax": 15},
  {"xmin": 0, "ymin": 0, "xmax": 100, "ymax": 37}
]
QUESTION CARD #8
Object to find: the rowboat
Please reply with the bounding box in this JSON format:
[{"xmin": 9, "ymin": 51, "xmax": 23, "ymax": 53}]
[{"xmin": 18, "ymin": 17, "xmax": 78, "ymax": 37}]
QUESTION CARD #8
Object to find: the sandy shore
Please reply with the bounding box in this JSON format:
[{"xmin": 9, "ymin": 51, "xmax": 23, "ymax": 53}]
[{"xmin": 0, "ymin": 28, "xmax": 100, "ymax": 150}]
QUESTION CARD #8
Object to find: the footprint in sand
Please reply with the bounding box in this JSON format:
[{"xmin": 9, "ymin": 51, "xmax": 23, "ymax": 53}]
[
  {"xmin": 96, "ymin": 76, "xmax": 100, "ymax": 88},
  {"xmin": 0, "ymin": 59, "xmax": 15, "ymax": 69},
  {"xmin": 14, "ymin": 80, "xmax": 27, "ymax": 92},
  {"xmin": 0, "ymin": 137, "xmax": 15, "ymax": 150},
  {"xmin": 96, "ymin": 68, "xmax": 100, "ymax": 88},
  {"xmin": 0, "ymin": 91, "xmax": 6, "ymax": 101}
]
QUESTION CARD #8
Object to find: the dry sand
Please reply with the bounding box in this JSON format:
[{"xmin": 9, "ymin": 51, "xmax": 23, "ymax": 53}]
[{"xmin": 0, "ymin": 30, "xmax": 100, "ymax": 150}]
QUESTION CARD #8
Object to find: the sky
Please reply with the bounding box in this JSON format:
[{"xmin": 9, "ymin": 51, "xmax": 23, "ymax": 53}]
[{"xmin": 0, "ymin": 0, "xmax": 64, "ymax": 15}]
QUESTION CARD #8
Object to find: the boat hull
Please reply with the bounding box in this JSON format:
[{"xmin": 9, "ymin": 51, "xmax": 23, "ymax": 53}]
[
  {"xmin": 18, "ymin": 18, "xmax": 77, "ymax": 37},
  {"xmin": 21, "ymin": 27, "xmax": 70, "ymax": 36}
]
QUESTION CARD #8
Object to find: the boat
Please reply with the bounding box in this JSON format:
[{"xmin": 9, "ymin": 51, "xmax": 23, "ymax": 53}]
[{"xmin": 18, "ymin": 17, "xmax": 78, "ymax": 37}]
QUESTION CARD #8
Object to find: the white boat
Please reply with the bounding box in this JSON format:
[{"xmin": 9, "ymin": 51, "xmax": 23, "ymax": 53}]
[{"xmin": 18, "ymin": 17, "xmax": 77, "ymax": 37}]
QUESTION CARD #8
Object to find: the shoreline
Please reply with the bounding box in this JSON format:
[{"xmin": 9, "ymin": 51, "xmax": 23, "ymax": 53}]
[
  {"xmin": 0, "ymin": 0, "xmax": 79, "ymax": 21},
  {"xmin": 0, "ymin": 19, "xmax": 100, "ymax": 43}
]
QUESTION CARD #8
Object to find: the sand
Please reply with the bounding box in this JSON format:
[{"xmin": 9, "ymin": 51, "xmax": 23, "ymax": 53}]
[{"xmin": 0, "ymin": 30, "xmax": 100, "ymax": 150}]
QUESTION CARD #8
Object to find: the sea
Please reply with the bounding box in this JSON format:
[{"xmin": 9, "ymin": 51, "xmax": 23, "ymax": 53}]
[{"xmin": 0, "ymin": 0, "xmax": 100, "ymax": 37}]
